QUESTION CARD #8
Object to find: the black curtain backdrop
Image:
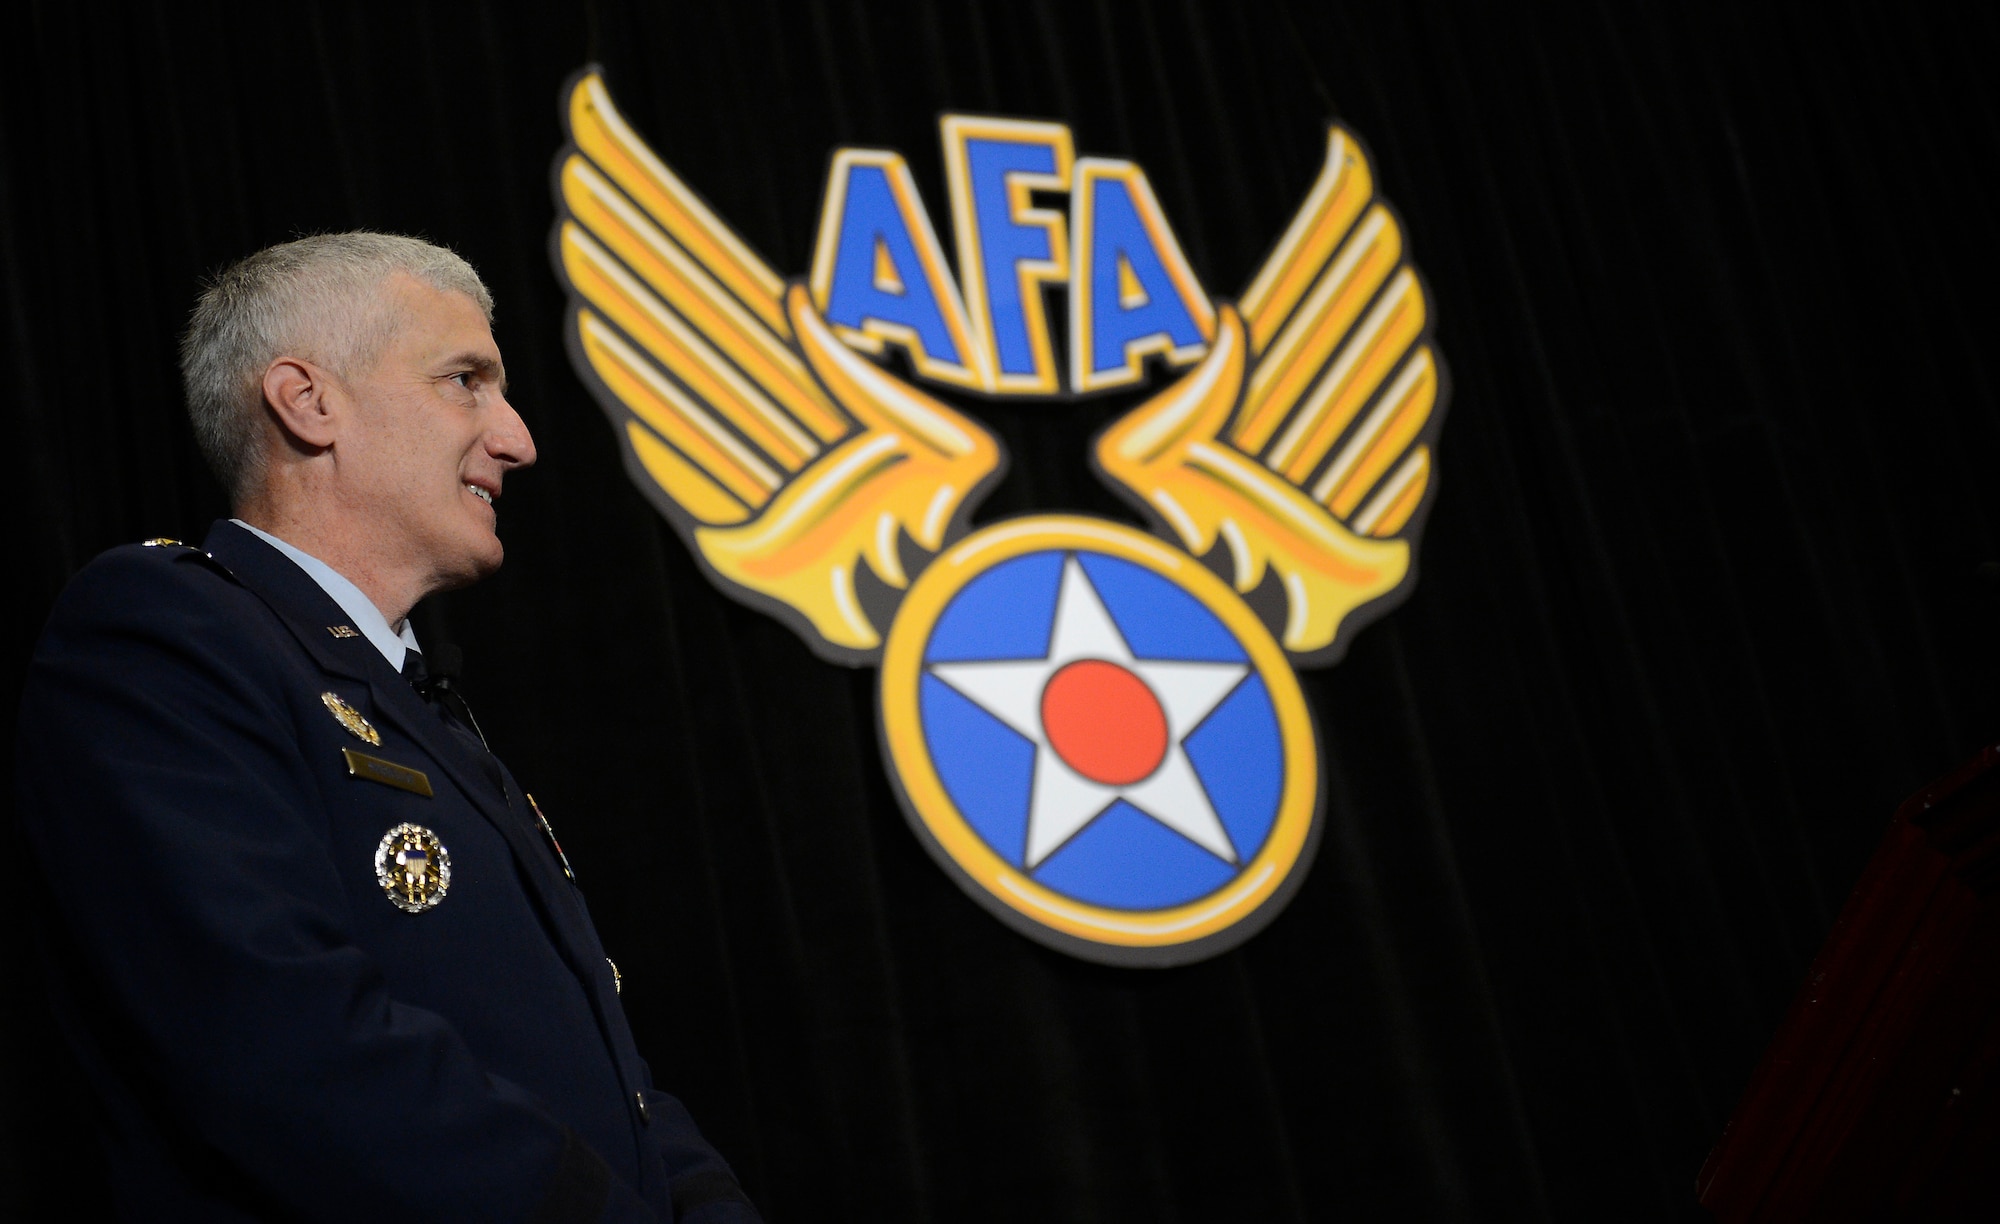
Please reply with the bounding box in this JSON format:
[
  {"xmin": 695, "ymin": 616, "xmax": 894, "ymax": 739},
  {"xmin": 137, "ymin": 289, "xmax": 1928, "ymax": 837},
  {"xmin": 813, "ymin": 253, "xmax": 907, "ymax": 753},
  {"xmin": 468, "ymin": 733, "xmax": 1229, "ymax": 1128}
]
[{"xmin": 4, "ymin": 3, "xmax": 1997, "ymax": 1219}]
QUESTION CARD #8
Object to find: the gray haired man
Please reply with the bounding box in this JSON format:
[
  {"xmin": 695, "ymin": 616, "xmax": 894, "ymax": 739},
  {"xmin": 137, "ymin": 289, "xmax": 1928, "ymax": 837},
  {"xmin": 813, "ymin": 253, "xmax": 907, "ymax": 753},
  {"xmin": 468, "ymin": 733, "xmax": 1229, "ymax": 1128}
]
[{"xmin": 16, "ymin": 232, "xmax": 760, "ymax": 1222}]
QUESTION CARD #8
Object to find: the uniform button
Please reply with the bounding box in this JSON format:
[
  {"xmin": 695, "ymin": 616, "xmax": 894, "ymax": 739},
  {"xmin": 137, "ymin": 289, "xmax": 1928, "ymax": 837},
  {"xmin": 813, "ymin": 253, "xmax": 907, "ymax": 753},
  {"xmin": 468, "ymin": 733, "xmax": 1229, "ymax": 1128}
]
[{"xmin": 635, "ymin": 1092, "xmax": 650, "ymax": 1125}]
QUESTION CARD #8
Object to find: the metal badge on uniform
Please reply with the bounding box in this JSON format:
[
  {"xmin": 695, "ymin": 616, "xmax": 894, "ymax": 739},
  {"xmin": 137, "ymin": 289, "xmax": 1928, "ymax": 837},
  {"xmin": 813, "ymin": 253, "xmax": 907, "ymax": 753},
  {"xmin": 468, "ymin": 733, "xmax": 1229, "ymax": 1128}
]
[
  {"xmin": 326, "ymin": 624, "xmax": 361, "ymax": 639},
  {"xmin": 375, "ymin": 823, "xmax": 451, "ymax": 913},
  {"xmin": 342, "ymin": 748, "xmax": 433, "ymax": 797},
  {"xmin": 321, "ymin": 691, "xmax": 381, "ymax": 746}
]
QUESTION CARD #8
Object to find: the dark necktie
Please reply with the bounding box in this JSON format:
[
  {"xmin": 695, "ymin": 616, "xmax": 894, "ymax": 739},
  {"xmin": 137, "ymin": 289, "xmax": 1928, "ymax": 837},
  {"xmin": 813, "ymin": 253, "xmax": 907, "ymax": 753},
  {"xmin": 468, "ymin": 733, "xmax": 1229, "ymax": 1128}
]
[
  {"xmin": 406, "ymin": 648, "xmax": 577, "ymax": 883},
  {"xmin": 403, "ymin": 647, "xmax": 503, "ymax": 793},
  {"xmin": 403, "ymin": 647, "xmax": 474, "ymax": 736}
]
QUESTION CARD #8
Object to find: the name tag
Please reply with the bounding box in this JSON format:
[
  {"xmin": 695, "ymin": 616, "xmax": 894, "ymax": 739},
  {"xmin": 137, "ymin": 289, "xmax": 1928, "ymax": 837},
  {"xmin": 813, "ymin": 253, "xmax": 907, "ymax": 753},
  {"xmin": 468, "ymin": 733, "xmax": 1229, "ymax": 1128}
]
[{"xmin": 342, "ymin": 748, "xmax": 434, "ymax": 798}]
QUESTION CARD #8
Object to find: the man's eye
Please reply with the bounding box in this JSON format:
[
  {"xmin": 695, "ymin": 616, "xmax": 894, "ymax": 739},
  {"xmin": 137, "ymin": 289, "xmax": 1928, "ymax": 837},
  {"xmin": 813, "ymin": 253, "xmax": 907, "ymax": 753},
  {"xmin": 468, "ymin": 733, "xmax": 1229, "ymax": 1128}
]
[{"xmin": 450, "ymin": 372, "xmax": 473, "ymax": 388}]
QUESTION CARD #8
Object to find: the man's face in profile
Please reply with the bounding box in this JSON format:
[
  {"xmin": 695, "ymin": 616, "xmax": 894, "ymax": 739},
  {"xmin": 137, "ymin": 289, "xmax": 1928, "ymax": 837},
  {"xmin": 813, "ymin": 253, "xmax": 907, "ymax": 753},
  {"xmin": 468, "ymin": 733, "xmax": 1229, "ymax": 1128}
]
[{"xmin": 333, "ymin": 273, "xmax": 535, "ymax": 593}]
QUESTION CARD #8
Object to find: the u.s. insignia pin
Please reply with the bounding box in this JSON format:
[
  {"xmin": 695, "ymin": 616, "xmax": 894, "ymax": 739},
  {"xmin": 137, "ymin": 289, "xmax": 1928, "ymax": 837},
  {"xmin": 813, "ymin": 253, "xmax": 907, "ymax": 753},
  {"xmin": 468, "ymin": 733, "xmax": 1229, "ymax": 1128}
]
[
  {"xmin": 375, "ymin": 823, "xmax": 451, "ymax": 913},
  {"xmin": 321, "ymin": 691, "xmax": 381, "ymax": 747}
]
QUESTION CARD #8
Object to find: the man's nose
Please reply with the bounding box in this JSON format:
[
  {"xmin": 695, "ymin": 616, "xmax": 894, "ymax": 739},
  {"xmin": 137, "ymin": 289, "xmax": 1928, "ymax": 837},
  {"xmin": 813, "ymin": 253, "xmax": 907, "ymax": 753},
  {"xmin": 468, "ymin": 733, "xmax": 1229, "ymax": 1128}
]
[{"xmin": 488, "ymin": 394, "xmax": 537, "ymax": 470}]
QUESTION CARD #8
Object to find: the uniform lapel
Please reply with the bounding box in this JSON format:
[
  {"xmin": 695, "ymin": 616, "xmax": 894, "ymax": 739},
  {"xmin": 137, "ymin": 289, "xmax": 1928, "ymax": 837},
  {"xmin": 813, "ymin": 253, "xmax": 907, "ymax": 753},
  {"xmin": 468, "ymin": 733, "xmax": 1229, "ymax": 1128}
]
[{"xmin": 200, "ymin": 522, "xmax": 595, "ymax": 968}]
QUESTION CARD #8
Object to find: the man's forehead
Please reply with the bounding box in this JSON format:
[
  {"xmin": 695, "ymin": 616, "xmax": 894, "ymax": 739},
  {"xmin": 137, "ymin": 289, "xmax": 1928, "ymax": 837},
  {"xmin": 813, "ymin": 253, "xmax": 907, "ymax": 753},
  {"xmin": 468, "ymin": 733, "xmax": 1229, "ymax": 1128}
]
[
  {"xmin": 382, "ymin": 271, "xmax": 488, "ymax": 324},
  {"xmin": 381, "ymin": 274, "xmax": 500, "ymax": 358}
]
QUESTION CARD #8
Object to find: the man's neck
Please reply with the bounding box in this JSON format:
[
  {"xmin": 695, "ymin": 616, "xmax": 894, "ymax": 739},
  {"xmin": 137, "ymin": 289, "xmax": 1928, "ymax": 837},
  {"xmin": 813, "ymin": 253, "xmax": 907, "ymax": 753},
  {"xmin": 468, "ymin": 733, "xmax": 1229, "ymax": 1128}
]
[
  {"xmin": 231, "ymin": 502, "xmax": 421, "ymax": 628},
  {"xmin": 228, "ymin": 519, "xmax": 422, "ymax": 672}
]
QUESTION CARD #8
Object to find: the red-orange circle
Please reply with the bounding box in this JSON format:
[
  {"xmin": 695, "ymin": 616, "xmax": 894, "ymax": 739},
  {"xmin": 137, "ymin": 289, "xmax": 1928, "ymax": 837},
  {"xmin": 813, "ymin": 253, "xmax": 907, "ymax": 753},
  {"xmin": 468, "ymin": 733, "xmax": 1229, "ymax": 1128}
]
[{"xmin": 1040, "ymin": 659, "xmax": 1169, "ymax": 785}]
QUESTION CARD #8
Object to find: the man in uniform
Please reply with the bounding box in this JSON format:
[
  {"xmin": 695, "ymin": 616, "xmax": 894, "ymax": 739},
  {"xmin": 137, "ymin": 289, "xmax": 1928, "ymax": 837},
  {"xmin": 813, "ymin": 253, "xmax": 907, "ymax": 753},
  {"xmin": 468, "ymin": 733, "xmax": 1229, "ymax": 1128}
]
[{"xmin": 15, "ymin": 232, "xmax": 760, "ymax": 1222}]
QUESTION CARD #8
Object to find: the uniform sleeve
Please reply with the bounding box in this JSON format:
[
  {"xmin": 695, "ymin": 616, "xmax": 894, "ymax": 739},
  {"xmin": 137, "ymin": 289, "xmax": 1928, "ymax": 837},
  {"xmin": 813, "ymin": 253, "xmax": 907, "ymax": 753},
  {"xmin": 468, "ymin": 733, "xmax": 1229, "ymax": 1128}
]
[
  {"xmin": 642, "ymin": 1087, "xmax": 763, "ymax": 1222},
  {"xmin": 14, "ymin": 552, "xmax": 657, "ymax": 1223}
]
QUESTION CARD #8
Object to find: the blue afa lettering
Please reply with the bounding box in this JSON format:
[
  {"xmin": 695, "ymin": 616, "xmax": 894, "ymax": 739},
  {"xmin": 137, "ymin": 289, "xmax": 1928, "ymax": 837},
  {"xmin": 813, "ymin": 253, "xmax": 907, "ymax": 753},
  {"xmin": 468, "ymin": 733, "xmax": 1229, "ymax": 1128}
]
[
  {"xmin": 810, "ymin": 149, "xmax": 982, "ymax": 388},
  {"xmin": 942, "ymin": 116, "xmax": 1074, "ymax": 394},
  {"xmin": 1070, "ymin": 159, "xmax": 1214, "ymax": 392},
  {"xmin": 809, "ymin": 119, "xmax": 1213, "ymax": 396}
]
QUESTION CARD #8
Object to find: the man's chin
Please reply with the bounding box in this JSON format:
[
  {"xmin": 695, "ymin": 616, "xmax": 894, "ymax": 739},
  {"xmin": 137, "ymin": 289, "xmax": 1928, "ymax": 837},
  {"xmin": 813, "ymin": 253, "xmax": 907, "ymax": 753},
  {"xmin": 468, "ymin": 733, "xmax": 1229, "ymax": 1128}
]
[
  {"xmin": 430, "ymin": 539, "xmax": 505, "ymax": 594},
  {"xmin": 466, "ymin": 541, "xmax": 505, "ymax": 581}
]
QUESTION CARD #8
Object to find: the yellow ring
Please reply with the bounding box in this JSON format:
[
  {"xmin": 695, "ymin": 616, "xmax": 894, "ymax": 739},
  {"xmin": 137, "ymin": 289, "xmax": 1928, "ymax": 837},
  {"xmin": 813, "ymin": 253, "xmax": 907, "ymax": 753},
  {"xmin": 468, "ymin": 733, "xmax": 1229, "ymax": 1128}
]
[{"xmin": 879, "ymin": 515, "xmax": 1320, "ymax": 955}]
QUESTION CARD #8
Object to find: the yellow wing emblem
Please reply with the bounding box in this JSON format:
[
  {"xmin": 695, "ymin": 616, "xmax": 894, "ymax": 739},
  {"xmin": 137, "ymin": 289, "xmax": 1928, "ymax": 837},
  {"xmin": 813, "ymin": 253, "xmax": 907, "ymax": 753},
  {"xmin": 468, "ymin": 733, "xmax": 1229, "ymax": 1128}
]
[
  {"xmin": 551, "ymin": 71, "xmax": 1002, "ymax": 662},
  {"xmin": 1094, "ymin": 127, "xmax": 1444, "ymax": 663}
]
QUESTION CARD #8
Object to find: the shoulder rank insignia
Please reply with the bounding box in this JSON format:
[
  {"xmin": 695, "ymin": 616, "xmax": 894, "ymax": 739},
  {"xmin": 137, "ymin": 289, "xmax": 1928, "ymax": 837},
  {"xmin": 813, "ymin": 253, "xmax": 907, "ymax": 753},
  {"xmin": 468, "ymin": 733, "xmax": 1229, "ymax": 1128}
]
[
  {"xmin": 140, "ymin": 537, "xmax": 185, "ymax": 548},
  {"xmin": 321, "ymin": 691, "xmax": 381, "ymax": 746},
  {"xmin": 375, "ymin": 823, "xmax": 451, "ymax": 913}
]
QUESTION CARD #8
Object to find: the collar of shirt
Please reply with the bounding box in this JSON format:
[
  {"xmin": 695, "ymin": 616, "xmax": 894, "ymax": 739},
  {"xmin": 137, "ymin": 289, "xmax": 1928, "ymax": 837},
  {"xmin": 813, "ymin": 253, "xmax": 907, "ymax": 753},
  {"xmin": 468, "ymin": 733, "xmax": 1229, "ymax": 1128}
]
[{"xmin": 229, "ymin": 519, "xmax": 421, "ymax": 672}]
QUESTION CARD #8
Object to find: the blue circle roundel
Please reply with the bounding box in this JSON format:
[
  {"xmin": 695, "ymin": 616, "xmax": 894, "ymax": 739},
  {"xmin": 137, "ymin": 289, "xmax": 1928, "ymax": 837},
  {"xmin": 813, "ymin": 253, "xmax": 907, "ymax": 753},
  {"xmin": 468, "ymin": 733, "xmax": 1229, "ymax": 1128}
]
[{"xmin": 878, "ymin": 517, "xmax": 1323, "ymax": 966}]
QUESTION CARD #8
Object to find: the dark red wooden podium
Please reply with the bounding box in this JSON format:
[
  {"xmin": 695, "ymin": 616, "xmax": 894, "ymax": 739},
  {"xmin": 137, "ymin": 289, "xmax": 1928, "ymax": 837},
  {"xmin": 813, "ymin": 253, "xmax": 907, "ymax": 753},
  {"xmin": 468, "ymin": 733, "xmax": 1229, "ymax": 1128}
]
[{"xmin": 1698, "ymin": 746, "xmax": 2000, "ymax": 1219}]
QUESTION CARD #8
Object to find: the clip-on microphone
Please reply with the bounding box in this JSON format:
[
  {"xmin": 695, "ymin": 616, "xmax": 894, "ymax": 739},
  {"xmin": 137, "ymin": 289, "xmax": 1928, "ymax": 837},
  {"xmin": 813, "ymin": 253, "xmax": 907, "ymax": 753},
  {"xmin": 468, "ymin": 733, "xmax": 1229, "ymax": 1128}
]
[{"xmin": 416, "ymin": 643, "xmax": 490, "ymax": 752}]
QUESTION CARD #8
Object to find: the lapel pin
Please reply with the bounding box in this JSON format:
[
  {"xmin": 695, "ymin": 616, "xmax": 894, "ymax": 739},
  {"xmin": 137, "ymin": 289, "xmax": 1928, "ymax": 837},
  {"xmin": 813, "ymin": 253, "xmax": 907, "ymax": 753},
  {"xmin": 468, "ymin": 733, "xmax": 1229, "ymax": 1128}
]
[
  {"xmin": 321, "ymin": 691, "xmax": 382, "ymax": 746},
  {"xmin": 327, "ymin": 624, "xmax": 361, "ymax": 639},
  {"xmin": 526, "ymin": 794, "xmax": 577, "ymax": 883}
]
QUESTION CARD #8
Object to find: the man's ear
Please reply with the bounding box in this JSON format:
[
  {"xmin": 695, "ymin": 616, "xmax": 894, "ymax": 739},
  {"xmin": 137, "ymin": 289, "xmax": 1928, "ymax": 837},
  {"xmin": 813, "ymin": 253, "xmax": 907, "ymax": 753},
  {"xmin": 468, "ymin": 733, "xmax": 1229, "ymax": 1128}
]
[{"xmin": 262, "ymin": 357, "xmax": 339, "ymax": 450}]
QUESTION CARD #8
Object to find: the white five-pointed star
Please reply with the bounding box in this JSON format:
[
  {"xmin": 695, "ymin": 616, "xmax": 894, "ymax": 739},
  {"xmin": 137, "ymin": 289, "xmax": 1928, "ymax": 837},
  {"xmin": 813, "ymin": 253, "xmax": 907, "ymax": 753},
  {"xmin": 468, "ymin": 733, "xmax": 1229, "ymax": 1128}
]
[{"xmin": 930, "ymin": 556, "xmax": 1250, "ymax": 869}]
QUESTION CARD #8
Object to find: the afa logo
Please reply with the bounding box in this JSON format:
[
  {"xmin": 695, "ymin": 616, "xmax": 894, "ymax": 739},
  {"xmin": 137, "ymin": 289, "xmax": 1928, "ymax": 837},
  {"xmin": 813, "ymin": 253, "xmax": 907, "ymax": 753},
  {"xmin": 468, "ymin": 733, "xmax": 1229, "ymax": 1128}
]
[{"xmin": 550, "ymin": 68, "xmax": 1445, "ymax": 965}]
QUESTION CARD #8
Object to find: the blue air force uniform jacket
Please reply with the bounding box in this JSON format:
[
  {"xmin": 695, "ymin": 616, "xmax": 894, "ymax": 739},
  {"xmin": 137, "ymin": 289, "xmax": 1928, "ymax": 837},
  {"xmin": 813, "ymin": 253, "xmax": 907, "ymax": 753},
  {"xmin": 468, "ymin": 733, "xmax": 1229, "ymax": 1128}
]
[{"xmin": 14, "ymin": 521, "xmax": 759, "ymax": 1223}]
